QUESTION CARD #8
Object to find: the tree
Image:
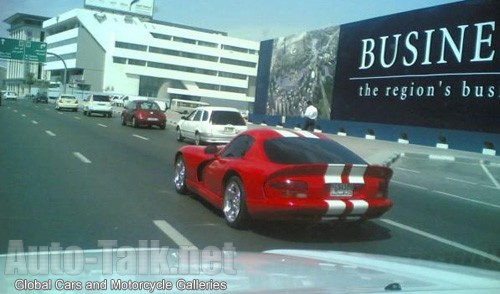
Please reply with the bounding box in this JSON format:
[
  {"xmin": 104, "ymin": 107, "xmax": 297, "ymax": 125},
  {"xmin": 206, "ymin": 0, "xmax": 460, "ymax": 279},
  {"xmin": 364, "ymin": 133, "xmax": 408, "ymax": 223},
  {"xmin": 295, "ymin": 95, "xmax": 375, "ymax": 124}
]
[{"xmin": 25, "ymin": 72, "xmax": 36, "ymax": 94}]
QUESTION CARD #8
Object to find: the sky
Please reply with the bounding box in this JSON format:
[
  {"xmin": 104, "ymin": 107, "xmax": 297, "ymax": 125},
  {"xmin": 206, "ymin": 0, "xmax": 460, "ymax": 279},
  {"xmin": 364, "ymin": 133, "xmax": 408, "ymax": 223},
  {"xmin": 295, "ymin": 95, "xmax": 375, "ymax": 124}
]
[{"xmin": 0, "ymin": 0, "xmax": 463, "ymax": 41}]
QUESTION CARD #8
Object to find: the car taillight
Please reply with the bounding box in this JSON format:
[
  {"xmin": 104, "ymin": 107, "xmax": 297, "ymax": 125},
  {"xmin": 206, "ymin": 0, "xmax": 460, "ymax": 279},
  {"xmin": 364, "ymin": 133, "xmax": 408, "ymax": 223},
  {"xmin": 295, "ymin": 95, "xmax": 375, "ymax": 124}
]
[
  {"xmin": 266, "ymin": 179, "xmax": 309, "ymax": 198},
  {"xmin": 137, "ymin": 112, "xmax": 144, "ymax": 119},
  {"xmin": 377, "ymin": 181, "xmax": 389, "ymax": 198}
]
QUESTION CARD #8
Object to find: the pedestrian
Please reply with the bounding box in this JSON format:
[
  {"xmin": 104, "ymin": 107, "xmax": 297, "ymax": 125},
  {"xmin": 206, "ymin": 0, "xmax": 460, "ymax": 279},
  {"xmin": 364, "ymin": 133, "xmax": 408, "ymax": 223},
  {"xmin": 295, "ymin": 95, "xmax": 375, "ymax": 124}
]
[{"xmin": 303, "ymin": 100, "xmax": 318, "ymax": 131}]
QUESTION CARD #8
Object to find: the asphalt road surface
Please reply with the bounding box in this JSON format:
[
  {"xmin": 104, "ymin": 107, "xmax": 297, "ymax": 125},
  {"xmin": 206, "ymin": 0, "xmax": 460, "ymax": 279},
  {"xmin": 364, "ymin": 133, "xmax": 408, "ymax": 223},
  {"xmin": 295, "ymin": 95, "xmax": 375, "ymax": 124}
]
[{"xmin": 1, "ymin": 99, "xmax": 499, "ymax": 272}]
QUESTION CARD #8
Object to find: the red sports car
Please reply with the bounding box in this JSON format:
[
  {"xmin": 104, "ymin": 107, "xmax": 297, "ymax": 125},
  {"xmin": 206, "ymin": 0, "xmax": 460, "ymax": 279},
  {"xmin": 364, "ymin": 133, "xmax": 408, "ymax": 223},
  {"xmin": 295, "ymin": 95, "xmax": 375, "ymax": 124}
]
[{"xmin": 173, "ymin": 128, "xmax": 393, "ymax": 228}]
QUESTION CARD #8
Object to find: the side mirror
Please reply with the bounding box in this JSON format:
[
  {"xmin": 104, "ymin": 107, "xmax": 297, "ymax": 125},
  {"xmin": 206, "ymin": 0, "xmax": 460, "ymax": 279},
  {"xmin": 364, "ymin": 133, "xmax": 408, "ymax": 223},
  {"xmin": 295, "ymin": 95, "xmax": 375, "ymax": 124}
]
[
  {"xmin": 181, "ymin": 116, "xmax": 187, "ymax": 120},
  {"xmin": 204, "ymin": 145, "xmax": 218, "ymax": 155}
]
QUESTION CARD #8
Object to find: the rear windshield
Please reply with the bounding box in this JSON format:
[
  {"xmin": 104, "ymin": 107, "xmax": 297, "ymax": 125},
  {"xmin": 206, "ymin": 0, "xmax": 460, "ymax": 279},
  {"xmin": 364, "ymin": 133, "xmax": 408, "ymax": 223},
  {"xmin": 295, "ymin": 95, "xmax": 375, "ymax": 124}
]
[
  {"xmin": 210, "ymin": 111, "xmax": 246, "ymax": 126},
  {"xmin": 93, "ymin": 95, "xmax": 110, "ymax": 102},
  {"xmin": 139, "ymin": 102, "xmax": 161, "ymax": 110},
  {"xmin": 264, "ymin": 137, "xmax": 366, "ymax": 164},
  {"xmin": 61, "ymin": 95, "xmax": 76, "ymax": 99}
]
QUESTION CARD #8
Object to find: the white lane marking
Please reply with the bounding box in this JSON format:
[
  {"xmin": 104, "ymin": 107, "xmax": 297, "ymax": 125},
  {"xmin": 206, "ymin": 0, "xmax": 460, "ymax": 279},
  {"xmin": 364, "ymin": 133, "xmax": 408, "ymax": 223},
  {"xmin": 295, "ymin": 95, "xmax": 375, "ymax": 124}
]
[
  {"xmin": 433, "ymin": 190, "xmax": 500, "ymax": 210},
  {"xmin": 74, "ymin": 116, "xmax": 81, "ymax": 120},
  {"xmin": 58, "ymin": 111, "xmax": 64, "ymax": 114},
  {"xmin": 480, "ymin": 162, "xmax": 500, "ymax": 189},
  {"xmin": 380, "ymin": 218, "xmax": 500, "ymax": 264},
  {"xmin": 349, "ymin": 200, "xmax": 369, "ymax": 214},
  {"xmin": 97, "ymin": 124, "xmax": 108, "ymax": 128},
  {"xmin": 21, "ymin": 114, "xmax": 27, "ymax": 117},
  {"xmin": 45, "ymin": 108, "xmax": 50, "ymax": 111},
  {"xmin": 73, "ymin": 152, "xmax": 92, "ymax": 164},
  {"xmin": 153, "ymin": 220, "xmax": 198, "ymax": 249},
  {"xmin": 45, "ymin": 130, "xmax": 56, "ymax": 137},
  {"xmin": 445, "ymin": 177, "xmax": 477, "ymax": 186},
  {"xmin": 392, "ymin": 180, "xmax": 428, "ymax": 190},
  {"xmin": 325, "ymin": 200, "xmax": 346, "ymax": 215},
  {"xmin": 13, "ymin": 110, "xmax": 18, "ymax": 113},
  {"xmin": 133, "ymin": 134, "xmax": 150, "ymax": 141},
  {"xmin": 395, "ymin": 167, "xmax": 421, "ymax": 174},
  {"xmin": 31, "ymin": 120, "xmax": 38, "ymax": 125}
]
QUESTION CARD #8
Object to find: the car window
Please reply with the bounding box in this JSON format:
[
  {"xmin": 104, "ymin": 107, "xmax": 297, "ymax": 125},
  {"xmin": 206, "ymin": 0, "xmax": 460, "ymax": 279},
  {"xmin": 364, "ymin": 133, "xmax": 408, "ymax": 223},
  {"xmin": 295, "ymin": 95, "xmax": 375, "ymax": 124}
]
[
  {"xmin": 210, "ymin": 111, "xmax": 246, "ymax": 126},
  {"xmin": 264, "ymin": 137, "xmax": 366, "ymax": 164},
  {"xmin": 93, "ymin": 95, "xmax": 110, "ymax": 102},
  {"xmin": 192, "ymin": 110, "xmax": 202, "ymax": 121},
  {"xmin": 202, "ymin": 111, "xmax": 209, "ymax": 121},
  {"xmin": 139, "ymin": 102, "xmax": 160, "ymax": 110},
  {"xmin": 220, "ymin": 135, "xmax": 254, "ymax": 158},
  {"xmin": 61, "ymin": 95, "xmax": 76, "ymax": 99}
]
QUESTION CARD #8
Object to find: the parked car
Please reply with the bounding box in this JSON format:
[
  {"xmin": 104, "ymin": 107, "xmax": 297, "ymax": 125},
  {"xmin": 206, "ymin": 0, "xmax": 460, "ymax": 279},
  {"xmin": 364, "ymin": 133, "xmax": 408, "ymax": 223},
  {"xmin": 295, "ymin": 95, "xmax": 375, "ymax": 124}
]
[
  {"xmin": 55, "ymin": 94, "xmax": 78, "ymax": 111},
  {"xmin": 3, "ymin": 91, "xmax": 18, "ymax": 101},
  {"xmin": 82, "ymin": 94, "xmax": 113, "ymax": 117},
  {"xmin": 174, "ymin": 128, "xmax": 393, "ymax": 228},
  {"xmin": 33, "ymin": 93, "xmax": 48, "ymax": 103},
  {"xmin": 176, "ymin": 106, "xmax": 247, "ymax": 145},
  {"xmin": 121, "ymin": 100, "xmax": 166, "ymax": 129}
]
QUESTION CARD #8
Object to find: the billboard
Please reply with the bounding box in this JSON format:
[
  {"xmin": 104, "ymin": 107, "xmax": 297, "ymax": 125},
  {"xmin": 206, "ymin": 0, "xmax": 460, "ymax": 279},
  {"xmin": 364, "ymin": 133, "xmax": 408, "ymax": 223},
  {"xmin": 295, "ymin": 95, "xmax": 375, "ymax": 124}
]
[
  {"xmin": 256, "ymin": 0, "xmax": 500, "ymax": 133},
  {"xmin": 84, "ymin": 0, "xmax": 154, "ymax": 18}
]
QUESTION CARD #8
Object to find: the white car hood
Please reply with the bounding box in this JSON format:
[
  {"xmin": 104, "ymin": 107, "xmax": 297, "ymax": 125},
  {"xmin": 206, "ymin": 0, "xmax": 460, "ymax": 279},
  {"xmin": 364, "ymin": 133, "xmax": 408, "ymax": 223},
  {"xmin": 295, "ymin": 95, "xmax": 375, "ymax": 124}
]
[{"xmin": 1, "ymin": 249, "xmax": 499, "ymax": 293}]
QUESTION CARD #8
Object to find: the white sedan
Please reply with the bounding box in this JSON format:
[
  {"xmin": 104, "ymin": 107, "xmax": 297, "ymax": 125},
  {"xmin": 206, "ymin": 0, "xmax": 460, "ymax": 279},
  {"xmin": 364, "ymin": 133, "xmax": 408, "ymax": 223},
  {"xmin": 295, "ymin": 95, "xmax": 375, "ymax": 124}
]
[{"xmin": 55, "ymin": 94, "xmax": 79, "ymax": 111}]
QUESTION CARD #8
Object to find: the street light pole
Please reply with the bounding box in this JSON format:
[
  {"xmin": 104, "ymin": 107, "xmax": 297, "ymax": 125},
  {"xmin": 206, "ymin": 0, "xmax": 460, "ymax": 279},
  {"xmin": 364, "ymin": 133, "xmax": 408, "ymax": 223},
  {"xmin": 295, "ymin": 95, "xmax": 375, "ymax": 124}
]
[{"xmin": 46, "ymin": 52, "xmax": 67, "ymax": 94}]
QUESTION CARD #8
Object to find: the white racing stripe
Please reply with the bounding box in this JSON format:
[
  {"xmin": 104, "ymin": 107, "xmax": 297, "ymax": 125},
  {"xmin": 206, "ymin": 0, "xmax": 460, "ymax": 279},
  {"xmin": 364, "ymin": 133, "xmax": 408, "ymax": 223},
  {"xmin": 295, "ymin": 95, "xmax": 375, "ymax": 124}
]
[
  {"xmin": 324, "ymin": 164, "xmax": 344, "ymax": 183},
  {"xmin": 296, "ymin": 130, "xmax": 319, "ymax": 138},
  {"xmin": 349, "ymin": 165, "xmax": 367, "ymax": 184},
  {"xmin": 325, "ymin": 200, "xmax": 346, "ymax": 215},
  {"xmin": 274, "ymin": 129, "xmax": 299, "ymax": 137},
  {"xmin": 349, "ymin": 200, "xmax": 369, "ymax": 214}
]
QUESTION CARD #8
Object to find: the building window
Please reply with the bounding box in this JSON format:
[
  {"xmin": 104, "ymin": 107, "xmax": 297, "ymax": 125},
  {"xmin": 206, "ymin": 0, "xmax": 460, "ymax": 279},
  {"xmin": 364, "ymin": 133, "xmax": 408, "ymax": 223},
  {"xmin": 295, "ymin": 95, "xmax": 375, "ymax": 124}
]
[
  {"xmin": 222, "ymin": 44, "xmax": 252, "ymax": 54},
  {"xmin": 220, "ymin": 85, "xmax": 247, "ymax": 94},
  {"xmin": 115, "ymin": 41, "xmax": 147, "ymax": 51},
  {"xmin": 149, "ymin": 46, "xmax": 218, "ymax": 62},
  {"xmin": 220, "ymin": 58, "xmax": 256, "ymax": 68},
  {"xmin": 113, "ymin": 57, "xmax": 127, "ymax": 64},
  {"xmin": 219, "ymin": 71, "xmax": 247, "ymax": 80},
  {"xmin": 47, "ymin": 38, "xmax": 78, "ymax": 49},
  {"xmin": 198, "ymin": 40, "xmax": 218, "ymax": 48},
  {"xmin": 148, "ymin": 61, "xmax": 217, "ymax": 76},
  {"xmin": 172, "ymin": 36, "xmax": 196, "ymax": 44},
  {"xmin": 128, "ymin": 59, "xmax": 146, "ymax": 66},
  {"xmin": 46, "ymin": 53, "xmax": 77, "ymax": 62},
  {"xmin": 151, "ymin": 32, "xmax": 172, "ymax": 40},
  {"xmin": 197, "ymin": 83, "xmax": 220, "ymax": 91}
]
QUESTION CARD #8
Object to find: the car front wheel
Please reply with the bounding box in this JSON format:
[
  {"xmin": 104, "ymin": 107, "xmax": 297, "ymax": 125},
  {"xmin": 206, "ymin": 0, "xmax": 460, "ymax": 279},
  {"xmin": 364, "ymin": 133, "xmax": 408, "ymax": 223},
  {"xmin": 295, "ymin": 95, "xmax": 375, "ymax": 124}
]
[
  {"xmin": 223, "ymin": 176, "xmax": 249, "ymax": 229},
  {"xmin": 174, "ymin": 155, "xmax": 188, "ymax": 194}
]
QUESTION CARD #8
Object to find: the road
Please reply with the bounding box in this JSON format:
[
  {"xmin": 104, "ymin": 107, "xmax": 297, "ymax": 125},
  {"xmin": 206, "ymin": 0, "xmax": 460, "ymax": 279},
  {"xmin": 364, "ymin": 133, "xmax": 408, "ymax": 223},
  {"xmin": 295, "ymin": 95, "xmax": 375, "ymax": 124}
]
[{"xmin": 1, "ymin": 99, "xmax": 499, "ymax": 273}]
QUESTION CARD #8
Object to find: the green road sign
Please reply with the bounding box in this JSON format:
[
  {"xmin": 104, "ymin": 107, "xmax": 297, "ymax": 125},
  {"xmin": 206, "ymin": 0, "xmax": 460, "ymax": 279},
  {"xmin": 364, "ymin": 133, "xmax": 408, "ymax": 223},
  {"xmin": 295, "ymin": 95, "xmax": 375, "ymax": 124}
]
[{"xmin": 0, "ymin": 37, "xmax": 46, "ymax": 63}]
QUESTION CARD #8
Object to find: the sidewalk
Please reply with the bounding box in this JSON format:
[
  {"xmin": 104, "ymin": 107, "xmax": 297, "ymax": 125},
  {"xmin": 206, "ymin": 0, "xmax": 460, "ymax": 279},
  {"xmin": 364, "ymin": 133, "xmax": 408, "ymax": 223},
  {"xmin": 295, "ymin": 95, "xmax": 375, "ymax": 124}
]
[{"xmin": 165, "ymin": 110, "xmax": 500, "ymax": 167}]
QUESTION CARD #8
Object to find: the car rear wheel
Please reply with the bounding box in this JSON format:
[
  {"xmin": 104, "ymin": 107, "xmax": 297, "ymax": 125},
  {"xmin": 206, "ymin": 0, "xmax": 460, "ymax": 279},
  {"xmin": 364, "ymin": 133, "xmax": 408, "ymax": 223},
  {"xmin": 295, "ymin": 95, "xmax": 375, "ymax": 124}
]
[
  {"xmin": 195, "ymin": 132, "xmax": 201, "ymax": 145},
  {"xmin": 174, "ymin": 155, "xmax": 188, "ymax": 194},
  {"xmin": 176, "ymin": 128, "xmax": 184, "ymax": 142},
  {"xmin": 223, "ymin": 176, "xmax": 249, "ymax": 229},
  {"xmin": 121, "ymin": 115, "xmax": 126, "ymax": 126},
  {"xmin": 132, "ymin": 117, "xmax": 138, "ymax": 128}
]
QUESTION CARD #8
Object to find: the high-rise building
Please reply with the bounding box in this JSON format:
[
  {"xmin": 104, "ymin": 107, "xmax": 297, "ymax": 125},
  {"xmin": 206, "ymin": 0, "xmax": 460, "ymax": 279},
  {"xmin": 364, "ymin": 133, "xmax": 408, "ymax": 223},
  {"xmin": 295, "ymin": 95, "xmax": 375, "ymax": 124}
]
[{"xmin": 43, "ymin": 8, "xmax": 259, "ymax": 110}]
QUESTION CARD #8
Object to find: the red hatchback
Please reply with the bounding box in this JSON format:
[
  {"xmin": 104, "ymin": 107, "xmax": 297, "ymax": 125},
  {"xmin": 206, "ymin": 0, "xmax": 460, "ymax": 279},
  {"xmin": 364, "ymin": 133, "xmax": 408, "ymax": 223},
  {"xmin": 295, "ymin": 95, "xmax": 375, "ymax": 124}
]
[{"xmin": 121, "ymin": 100, "xmax": 166, "ymax": 129}]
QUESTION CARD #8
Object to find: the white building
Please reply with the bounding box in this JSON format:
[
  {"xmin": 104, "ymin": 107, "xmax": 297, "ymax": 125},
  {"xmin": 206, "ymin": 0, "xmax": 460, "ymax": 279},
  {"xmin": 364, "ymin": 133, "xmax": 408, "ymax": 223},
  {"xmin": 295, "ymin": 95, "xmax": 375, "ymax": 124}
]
[
  {"xmin": 4, "ymin": 13, "xmax": 49, "ymax": 95},
  {"xmin": 43, "ymin": 8, "xmax": 260, "ymax": 110}
]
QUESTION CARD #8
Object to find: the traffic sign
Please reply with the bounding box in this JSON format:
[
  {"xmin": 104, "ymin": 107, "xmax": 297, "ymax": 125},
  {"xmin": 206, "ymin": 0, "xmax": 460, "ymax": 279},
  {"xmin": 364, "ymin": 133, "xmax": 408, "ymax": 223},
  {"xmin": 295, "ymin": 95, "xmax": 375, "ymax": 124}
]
[{"xmin": 0, "ymin": 37, "xmax": 46, "ymax": 62}]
